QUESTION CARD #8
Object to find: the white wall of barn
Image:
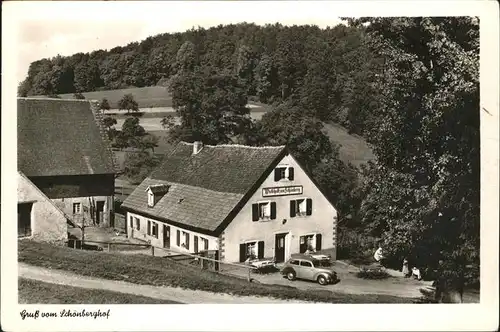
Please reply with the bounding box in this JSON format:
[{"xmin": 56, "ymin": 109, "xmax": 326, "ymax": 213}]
[
  {"xmin": 126, "ymin": 211, "xmax": 219, "ymax": 253},
  {"xmin": 222, "ymin": 154, "xmax": 337, "ymax": 263}
]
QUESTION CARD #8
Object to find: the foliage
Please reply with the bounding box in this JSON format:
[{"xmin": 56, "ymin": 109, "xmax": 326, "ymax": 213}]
[
  {"xmin": 356, "ymin": 267, "xmax": 390, "ymax": 280},
  {"xmin": 118, "ymin": 93, "xmax": 139, "ymax": 114},
  {"xmin": 121, "ymin": 117, "xmax": 145, "ymax": 138},
  {"xmin": 169, "ymin": 64, "xmax": 252, "ymax": 144},
  {"xmin": 348, "ymin": 17, "xmax": 479, "ymax": 292},
  {"xmin": 255, "ymin": 103, "xmax": 333, "ymax": 169},
  {"xmin": 99, "ymin": 98, "xmax": 111, "ymax": 111},
  {"xmin": 122, "ymin": 151, "xmax": 162, "ymax": 184},
  {"xmin": 140, "ymin": 134, "xmax": 159, "ymax": 152},
  {"xmin": 73, "ymin": 92, "xmax": 85, "ymax": 99}
]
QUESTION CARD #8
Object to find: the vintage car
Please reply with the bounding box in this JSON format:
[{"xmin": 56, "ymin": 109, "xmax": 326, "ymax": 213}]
[{"xmin": 281, "ymin": 253, "xmax": 338, "ymax": 285}]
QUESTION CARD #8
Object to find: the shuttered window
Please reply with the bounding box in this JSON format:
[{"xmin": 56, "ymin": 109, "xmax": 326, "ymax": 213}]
[
  {"xmin": 152, "ymin": 222, "xmax": 158, "ymax": 238},
  {"xmin": 251, "ymin": 202, "xmax": 276, "ymax": 221},
  {"xmin": 274, "ymin": 167, "xmax": 294, "ymax": 181},
  {"xmin": 290, "ymin": 198, "xmax": 312, "ymax": 217}
]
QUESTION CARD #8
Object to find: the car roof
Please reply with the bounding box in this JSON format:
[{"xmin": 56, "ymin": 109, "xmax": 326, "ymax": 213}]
[{"xmin": 289, "ymin": 254, "xmax": 317, "ymax": 261}]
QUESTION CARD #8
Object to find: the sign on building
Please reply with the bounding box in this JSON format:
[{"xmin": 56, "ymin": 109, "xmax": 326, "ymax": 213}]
[{"xmin": 262, "ymin": 185, "xmax": 303, "ymax": 197}]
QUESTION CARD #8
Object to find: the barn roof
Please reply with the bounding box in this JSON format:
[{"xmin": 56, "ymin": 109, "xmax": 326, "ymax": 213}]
[
  {"xmin": 17, "ymin": 98, "xmax": 116, "ymax": 177},
  {"xmin": 122, "ymin": 142, "xmax": 287, "ymax": 234}
]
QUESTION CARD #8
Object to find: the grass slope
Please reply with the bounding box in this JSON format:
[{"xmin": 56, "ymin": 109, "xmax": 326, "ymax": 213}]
[
  {"xmin": 19, "ymin": 240, "xmax": 417, "ymax": 303},
  {"xmin": 59, "ymin": 86, "xmax": 172, "ymax": 108},
  {"xmin": 19, "ymin": 278, "xmax": 180, "ymax": 304}
]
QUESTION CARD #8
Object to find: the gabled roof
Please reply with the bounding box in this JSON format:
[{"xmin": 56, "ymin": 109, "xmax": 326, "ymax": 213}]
[
  {"xmin": 122, "ymin": 142, "xmax": 287, "ymax": 234},
  {"xmin": 149, "ymin": 142, "xmax": 286, "ymax": 194},
  {"xmin": 17, "ymin": 98, "xmax": 116, "ymax": 177}
]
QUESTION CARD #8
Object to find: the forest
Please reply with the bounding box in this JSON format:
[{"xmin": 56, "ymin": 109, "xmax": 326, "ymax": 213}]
[{"xmin": 19, "ymin": 18, "xmax": 480, "ymax": 300}]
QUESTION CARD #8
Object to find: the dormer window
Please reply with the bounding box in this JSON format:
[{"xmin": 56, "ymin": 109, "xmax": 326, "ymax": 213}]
[
  {"xmin": 274, "ymin": 166, "xmax": 294, "ymax": 181},
  {"xmin": 145, "ymin": 184, "xmax": 170, "ymax": 208}
]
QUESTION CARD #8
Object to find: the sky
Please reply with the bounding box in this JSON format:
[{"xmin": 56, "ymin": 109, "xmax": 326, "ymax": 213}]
[{"xmin": 11, "ymin": 1, "xmax": 347, "ymax": 83}]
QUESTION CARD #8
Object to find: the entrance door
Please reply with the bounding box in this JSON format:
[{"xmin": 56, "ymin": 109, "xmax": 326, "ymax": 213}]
[
  {"xmin": 96, "ymin": 201, "xmax": 105, "ymax": 224},
  {"xmin": 163, "ymin": 225, "xmax": 170, "ymax": 248},
  {"xmin": 275, "ymin": 233, "xmax": 287, "ymax": 263}
]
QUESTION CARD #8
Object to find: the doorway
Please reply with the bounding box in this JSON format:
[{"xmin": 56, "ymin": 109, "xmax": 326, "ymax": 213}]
[
  {"xmin": 96, "ymin": 201, "xmax": 105, "ymax": 224},
  {"xmin": 163, "ymin": 225, "xmax": 170, "ymax": 248},
  {"xmin": 274, "ymin": 233, "xmax": 288, "ymax": 263}
]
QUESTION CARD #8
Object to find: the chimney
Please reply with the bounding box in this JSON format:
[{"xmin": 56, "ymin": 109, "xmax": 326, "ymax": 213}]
[{"xmin": 193, "ymin": 141, "xmax": 203, "ymax": 155}]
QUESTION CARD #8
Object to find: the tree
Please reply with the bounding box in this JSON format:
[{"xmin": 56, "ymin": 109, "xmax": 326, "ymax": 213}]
[
  {"xmin": 349, "ymin": 17, "xmax": 479, "ymax": 302},
  {"xmin": 99, "ymin": 98, "xmax": 111, "ymax": 111},
  {"xmin": 118, "ymin": 94, "xmax": 139, "ymax": 114},
  {"xmin": 256, "ymin": 103, "xmax": 333, "ymax": 170},
  {"xmin": 139, "ymin": 134, "xmax": 159, "ymax": 153},
  {"xmin": 102, "ymin": 116, "xmax": 117, "ymax": 140},
  {"xmin": 169, "ymin": 66, "xmax": 252, "ymax": 144},
  {"xmin": 122, "ymin": 117, "xmax": 146, "ymax": 139},
  {"xmin": 123, "ymin": 152, "xmax": 162, "ymax": 184}
]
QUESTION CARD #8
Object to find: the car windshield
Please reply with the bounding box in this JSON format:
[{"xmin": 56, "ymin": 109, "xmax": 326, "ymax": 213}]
[{"xmin": 312, "ymin": 260, "xmax": 331, "ymax": 268}]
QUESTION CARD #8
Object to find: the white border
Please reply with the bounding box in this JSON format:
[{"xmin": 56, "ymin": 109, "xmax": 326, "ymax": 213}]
[{"xmin": 2, "ymin": 1, "xmax": 499, "ymax": 331}]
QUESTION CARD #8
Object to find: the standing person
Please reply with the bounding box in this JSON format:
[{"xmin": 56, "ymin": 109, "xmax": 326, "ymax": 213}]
[
  {"xmin": 374, "ymin": 246, "xmax": 384, "ymax": 264},
  {"xmin": 402, "ymin": 258, "xmax": 410, "ymax": 277}
]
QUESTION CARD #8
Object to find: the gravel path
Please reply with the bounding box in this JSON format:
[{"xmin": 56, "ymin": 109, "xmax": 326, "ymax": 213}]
[{"xmin": 18, "ymin": 263, "xmax": 309, "ymax": 304}]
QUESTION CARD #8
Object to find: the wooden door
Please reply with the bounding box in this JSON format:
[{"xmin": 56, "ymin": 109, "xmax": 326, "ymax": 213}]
[
  {"xmin": 275, "ymin": 233, "xmax": 287, "ymax": 263},
  {"xmin": 163, "ymin": 225, "xmax": 170, "ymax": 248}
]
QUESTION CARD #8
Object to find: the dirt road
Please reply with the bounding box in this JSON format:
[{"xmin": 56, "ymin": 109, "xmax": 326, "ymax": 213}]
[{"xmin": 18, "ymin": 263, "xmax": 309, "ymax": 304}]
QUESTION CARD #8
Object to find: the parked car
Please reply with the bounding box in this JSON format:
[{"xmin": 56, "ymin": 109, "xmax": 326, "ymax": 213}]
[{"xmin": 281, "ymin": 254, "xmax": 338, "ymax": 285}]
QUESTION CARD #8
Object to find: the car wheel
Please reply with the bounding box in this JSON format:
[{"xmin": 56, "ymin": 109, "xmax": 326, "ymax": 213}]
[
  {"xmin": 317, "ymin": 275, "xmax": 328, "ymax": 285},
  {"xmin": 286, "ymin": 271, "xmax": 296, "ymax": 281}
]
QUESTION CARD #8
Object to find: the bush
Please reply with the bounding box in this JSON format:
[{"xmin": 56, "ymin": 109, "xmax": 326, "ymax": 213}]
[{"xmin": 356, "ymin": 267, "xmax": 390, "ymax": 280}]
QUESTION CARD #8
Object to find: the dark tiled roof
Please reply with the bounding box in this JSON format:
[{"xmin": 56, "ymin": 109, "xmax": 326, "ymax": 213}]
[
  {"xmin": 17, "ymin": 98, "xmax": 116, "ymax": 177},
  {"xmin": 122, "ymin": 178, "xmax": 243, "ymax": 232},
  {"xmin": 122, "ymin": 142, "xmax": 286, "ymax": 233},
  {"xmin": 150, "ymin": 142, "xmax": 286, "ymax": 194}
]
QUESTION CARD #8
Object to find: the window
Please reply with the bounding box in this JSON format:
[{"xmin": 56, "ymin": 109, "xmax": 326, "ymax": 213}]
[
  {"xmin": 151, "ymin": 222, "xmax": 158, "ymax": 238},
  {"xmin": 252, "ymin": 202, "xmax": 276, "ymax": 221},
  {"xmin": 290, "ymin": 198, "xmax": 312, "ymax": 217},
  {"xmin": 274, "ymin": 166, "xmax": 294, "ymax": 181},
  {"xmin": 194, "ymin": 236, "xmax": 199, "ymax": 253},
  {"xmin": 18, "ymin": 203, "xmax": 33, "ymax": 237},
  {"xmin": 176, "ymin": 230, "xmax": 180, "ymax": 246},
  {"xmin": 289, "ymin": 259, "xmax": 299, "ymax": 265},
  {"xmin": 182, "ymin": 231, "xmax": 190, "ymax": 250},
  {"xmin": 147, "ymin": 220, "xmax": 151, "ymax": 235},
  {"xmin": 129, "ymin": 215, "xmax": 133, "ymax": 228},
  {"xmin": 148, "ymin": 192, "xmax": 154, "ymax": 207},
  {"xmin": 201, "ymin": 237, "xmax": 209, "ymax": 251},
  {"xmin": 299, "ymin": 234, "xmax": 322, "ymax": 253},
  {"xmin": 72, "ymin": 202, "xmax": 81, "ymax": 214},
  {"xmin": 135, "ymin": 217, "xmax": 140, "ymax": 230},
  {"xmin": 239, "ymin": 241, "xmax": 264, "ymax": 262},
  {"xmin": 300, "ymin": 261, "xmax": 313, "ymax": 267}
]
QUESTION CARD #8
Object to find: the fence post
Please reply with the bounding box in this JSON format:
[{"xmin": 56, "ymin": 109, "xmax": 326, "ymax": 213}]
[
  {"xmin": 151, "ymin": 245, "xmax": 155, "ymax": 256},
  {"xmin": 247, "ymin": 268, "xmax": 251, "ymax": 282},
  {"xmin": 200, "ymin": 257, "xmax": 203, "ymax": 270},
  {"xmin": 107, "ymin": 243, "xmax": 111, "ymax": 252}
]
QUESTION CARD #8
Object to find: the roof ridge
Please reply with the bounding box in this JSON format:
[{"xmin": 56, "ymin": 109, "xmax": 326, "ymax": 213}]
[{"xmin": 179, "ymin": 141, "xmax": 285, "ymax": 150}]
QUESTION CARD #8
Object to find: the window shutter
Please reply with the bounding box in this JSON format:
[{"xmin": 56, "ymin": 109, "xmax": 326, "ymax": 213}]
[
  {"xmin": 258, "ymin": 241, "xmax": 265, "ymax": 259},
  {"xmin": 194, "ymin": 236, "xmax": 199, "ymax": 253},
  {"xmin": 239, "ymin": 243, "xmax": 247, "ymax": 262},
  {"xmin": 252, "ymin": 204, "xmax": 259, "ymax": 221},
  {"xmin": 306, "ymin": 199, "xmax": 313, "ymax": 216},
  {"xmin": 147, "ymin": 220, "xmax": 151, "ymax": 235},
  {"xmin": 288, "ymin": 167, "xmax": 294, "ymax": 180},
  {"xmin": 176, "ymin": 230, "xmax": 180, "ymax": 246},
  {"xmin": 129, "ymin": 216, "xmax": 133, "ymax": 228},
  {"xmin": 290, "ymin": 200, "xmax": 296, "ymax": 217},
  {"xmin": 270, "ymin": 202, "xmax": 277, "ymax": 219},
  {"xmin": 315, "ymin": 234, "xmax": 322, "ymax": 251},
  {"xmin": 186, "ymin": 233, "xmax": 190, "ymax": 250},
  {"xmin": 274, "ymin": 169, "xmax": 280, "ymax": 181},
  {"xmin": 299, "ymin": 237, "xmax": 307, "ymax": 253},
  {"xmin": 204, "ymin": 238, "xmax": 209, "ymax": 250}
]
